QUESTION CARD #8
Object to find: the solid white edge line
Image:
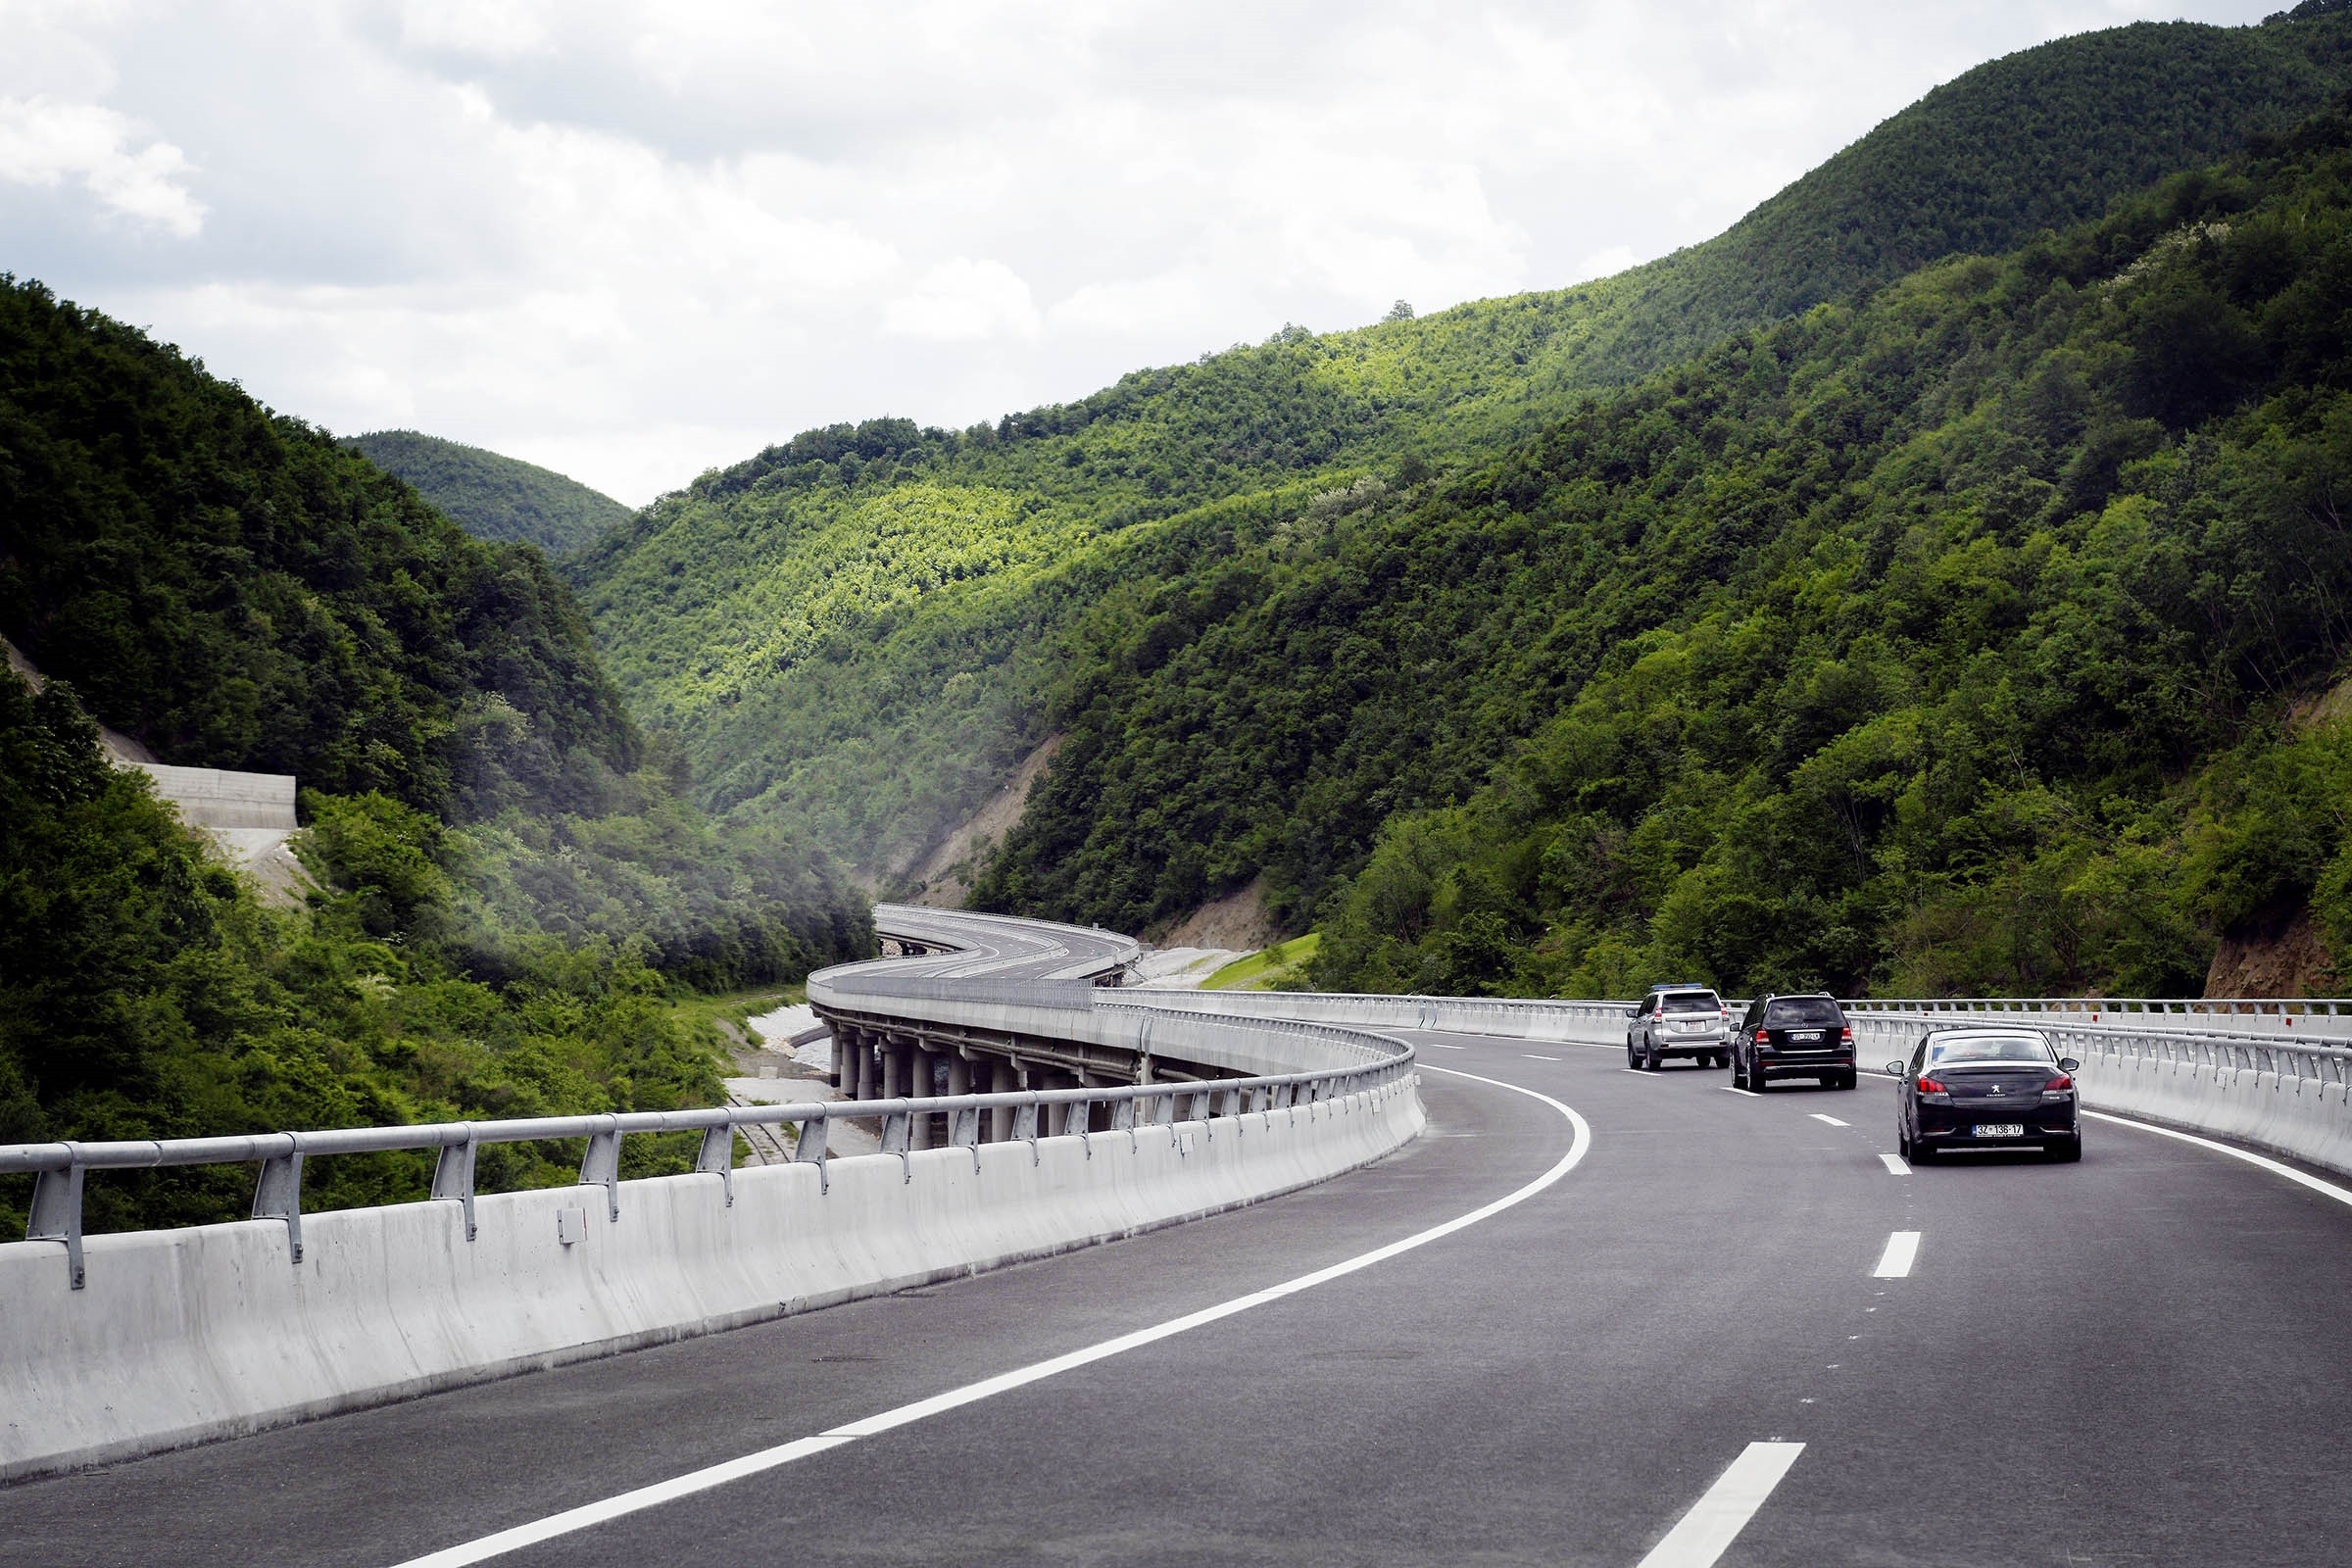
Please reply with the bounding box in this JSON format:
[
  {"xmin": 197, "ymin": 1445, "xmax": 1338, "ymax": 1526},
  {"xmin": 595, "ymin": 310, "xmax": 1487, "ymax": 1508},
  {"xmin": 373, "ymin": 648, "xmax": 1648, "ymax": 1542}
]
[
  {"xmin": 1633, "ymin": 1441, "xmax": 1806, "ymax": 1568},
  {"xmin": 1720, "ymin": 1086, "xmax": 1760, "ymax": 1099},
  {"xmin": 2082, "ymin": 1109, "xmax": 2352, "ymax": 1208},
  {"xmin": 1428, "ymin": 1043, "xmax": 1467, "ymax": 1050},
  {"xmin": 1878, "ymin": 1152, "xmax": 1911, "ymax": 1176},
  {"xmin": 1523, "ymin": 1054, "xmax": 1561, "ymax": 1061},
  {"xmin": 1809, "ymin": 1113, "xmax": 1849, "ymax": 1127},
  {"xmin": 388, "ymin": 1063, "xmax": 1593, "ymax": 1568},
  {"xmin": 1872, "ymin": 1230, "xmax": 1922, "ymax": 1278}
]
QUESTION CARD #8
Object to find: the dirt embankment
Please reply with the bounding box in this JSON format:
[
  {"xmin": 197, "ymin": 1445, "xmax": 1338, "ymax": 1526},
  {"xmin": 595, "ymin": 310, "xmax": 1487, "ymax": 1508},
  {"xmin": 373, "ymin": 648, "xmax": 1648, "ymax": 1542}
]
[
  {"xmin": 903, "ymin": 735, "xmax": 1062, "ymax": 907},
  {"xmin": 2205, "ymin": 908, "xmax": 2341, "ymax": 997},
  {"xmin": 1154, "ymin": 876, "xmax": 1281, "ymax": 951}
]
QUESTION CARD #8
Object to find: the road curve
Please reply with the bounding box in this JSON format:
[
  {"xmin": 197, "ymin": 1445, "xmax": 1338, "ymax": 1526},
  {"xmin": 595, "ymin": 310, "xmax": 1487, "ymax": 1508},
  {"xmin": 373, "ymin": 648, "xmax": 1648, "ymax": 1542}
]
[{"xmin": 8, "ymin": 939, "xmax": 2352, "ymax": 1564}]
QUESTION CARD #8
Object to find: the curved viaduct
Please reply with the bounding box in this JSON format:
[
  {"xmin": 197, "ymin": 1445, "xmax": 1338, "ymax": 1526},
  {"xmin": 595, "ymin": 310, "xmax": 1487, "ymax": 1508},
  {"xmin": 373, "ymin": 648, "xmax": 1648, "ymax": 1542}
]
[{"xmin": 6, "ymin": 906, "xmax": 2352, "ymax": 1566}]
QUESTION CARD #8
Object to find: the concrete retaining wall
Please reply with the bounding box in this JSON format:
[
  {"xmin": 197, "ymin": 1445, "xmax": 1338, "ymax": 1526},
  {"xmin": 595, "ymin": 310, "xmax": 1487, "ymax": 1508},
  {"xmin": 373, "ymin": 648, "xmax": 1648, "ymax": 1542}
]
[
  {"xmin": 0, "ymin": 1082, "xmax": 1421, "ymax": 1481},
  {"xmin": 133, "ymin": 763, "xmax": 297, "ymax": 831}
]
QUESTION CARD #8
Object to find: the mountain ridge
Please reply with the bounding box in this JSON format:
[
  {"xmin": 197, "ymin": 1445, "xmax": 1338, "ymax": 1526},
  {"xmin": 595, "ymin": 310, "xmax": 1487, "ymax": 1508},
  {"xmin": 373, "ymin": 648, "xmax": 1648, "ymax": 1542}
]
[{"xmin": 573, "ymin": 11, "xmax": 2352, "ymax": 908}]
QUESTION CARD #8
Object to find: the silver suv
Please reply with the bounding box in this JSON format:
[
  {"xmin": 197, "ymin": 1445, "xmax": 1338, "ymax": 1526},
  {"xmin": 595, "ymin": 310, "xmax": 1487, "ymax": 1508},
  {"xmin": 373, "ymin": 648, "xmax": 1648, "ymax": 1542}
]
[{"xmin": 1626, "ymin": 985, "xmax": 1731, "ymax": 1070}]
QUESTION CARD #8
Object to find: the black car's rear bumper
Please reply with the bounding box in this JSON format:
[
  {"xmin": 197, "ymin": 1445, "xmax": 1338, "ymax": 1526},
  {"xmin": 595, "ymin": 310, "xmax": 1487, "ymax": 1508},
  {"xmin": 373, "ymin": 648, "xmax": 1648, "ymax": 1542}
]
[
  {"xmin": 1915, "ymin": 1103, "xmax": 2078, "ymax": 1145},
  {"xmin": 1756, "ymin": 1052, "xmax": 1851, "ymax": 1080}
]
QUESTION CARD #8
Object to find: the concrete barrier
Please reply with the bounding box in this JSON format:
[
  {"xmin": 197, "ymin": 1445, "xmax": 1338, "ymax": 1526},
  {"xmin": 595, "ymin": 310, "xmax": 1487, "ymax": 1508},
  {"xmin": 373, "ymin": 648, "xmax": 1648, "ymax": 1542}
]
[{"xmin": 0, "ymin": 1082, "xmax": 1421, "ymax": 1481}]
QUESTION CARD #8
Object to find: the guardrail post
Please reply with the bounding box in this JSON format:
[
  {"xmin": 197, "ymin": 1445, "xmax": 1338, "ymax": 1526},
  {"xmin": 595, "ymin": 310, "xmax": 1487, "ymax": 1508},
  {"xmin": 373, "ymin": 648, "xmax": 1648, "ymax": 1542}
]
[
  {"xmin": 27, "ymin": 1157, "xmax": 85, "ymax": 1290},
  {"xmin": 580, "ymin": 1118, "xmax": 622, "ymax": 1221},
  {"xmin": 430, "ymin": 1131, "xmax": 478, "ymax": 1241},
  {"xmin": 252, "ymin": 1147, "xmax": 305, "ymax": 1265},
  {"xmin": 1015, "ymin": 1095, "xmax": 1042, "ymax": 1163},
  {"xmin": 793, "ymin": 1110, "xmax": 830, "ymax": 1192},
  {"xmin": 880, "ymin": 1109, "xmax": 913, "ymax": 1180},
  {"xmin": 695, "ymin": 1124, "xmax": 737, "ymax": 1206}
]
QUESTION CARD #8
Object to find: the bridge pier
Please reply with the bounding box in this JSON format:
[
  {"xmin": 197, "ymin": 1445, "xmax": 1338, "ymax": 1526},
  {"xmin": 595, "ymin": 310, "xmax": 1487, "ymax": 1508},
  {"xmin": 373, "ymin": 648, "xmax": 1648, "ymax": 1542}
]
[
  {"xmin": 990, "ymin": 1059, "xmax": 1017, "ymax": 1143},
  {"xmin": 910, "ymin": 1045, "xmax": 936, "ymax": 1150}
]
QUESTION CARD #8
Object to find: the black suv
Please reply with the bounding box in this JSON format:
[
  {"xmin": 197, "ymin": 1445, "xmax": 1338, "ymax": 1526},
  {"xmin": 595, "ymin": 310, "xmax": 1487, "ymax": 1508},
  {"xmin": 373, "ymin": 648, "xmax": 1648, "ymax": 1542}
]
[{"xmin": 1732, "ymin": 994, "xmax": 1855, "ymax": 1091}]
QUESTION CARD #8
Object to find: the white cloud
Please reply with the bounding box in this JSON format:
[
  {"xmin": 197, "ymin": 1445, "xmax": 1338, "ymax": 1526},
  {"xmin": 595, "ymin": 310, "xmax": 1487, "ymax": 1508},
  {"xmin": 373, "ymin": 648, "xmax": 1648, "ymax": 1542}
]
[
  {"xmin": 1570, "ymin": 245, "xmax": 1642, "ymax": 284},
  {"xmin": 882, "ymin": 257, "xmax": 1041, "ymax": 342},
  {"xmin": 0, "ymin": 96, "xmax": 201, "ymax": 234},
  {"xmin": 0, "ymin": 0, "xmax": 2288, "ymax": 503}
]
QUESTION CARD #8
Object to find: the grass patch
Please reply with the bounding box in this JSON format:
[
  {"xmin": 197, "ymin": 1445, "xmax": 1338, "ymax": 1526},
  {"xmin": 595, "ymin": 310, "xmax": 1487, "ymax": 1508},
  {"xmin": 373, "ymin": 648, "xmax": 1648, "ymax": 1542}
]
[
  {"xmin": 668, "ymin": 983, "xmax": 809, "ymax": 1047},
  {"xmin": 1200, "ymin": 933, "xmax": 1322, "ymax": 991}
]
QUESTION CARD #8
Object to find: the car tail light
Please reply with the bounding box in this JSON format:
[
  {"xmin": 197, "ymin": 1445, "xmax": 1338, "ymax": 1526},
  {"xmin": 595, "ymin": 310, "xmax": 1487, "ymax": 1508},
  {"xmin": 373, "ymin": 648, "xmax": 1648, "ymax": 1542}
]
[
  {"xmin": 1916, "ymin": 1073, "xmax": 1948, "ymax": 1094},
  {"xmin": 1754, "ymin": 1028, "xmax": 1770, "ymax": 1043},
  {"xmin": 2046, "ymin": 1073, "xmax": 2073, "ymax": 1092},
  {"xmin": 1838, "ymin": 1025, "xmax": 1853, "ymax": 1043}
]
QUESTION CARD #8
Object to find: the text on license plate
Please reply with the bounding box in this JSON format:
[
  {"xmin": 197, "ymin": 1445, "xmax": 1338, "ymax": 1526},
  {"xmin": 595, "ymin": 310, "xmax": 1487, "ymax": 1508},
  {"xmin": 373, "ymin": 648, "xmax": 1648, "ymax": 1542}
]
[
  {"xmin": 1974, "ymin": 1124, "xmax": 2025, "ymax": 1138},
  {"xmin": 1789, "ymin": 1031, "xmax": 1823, "ymax": 1043}
]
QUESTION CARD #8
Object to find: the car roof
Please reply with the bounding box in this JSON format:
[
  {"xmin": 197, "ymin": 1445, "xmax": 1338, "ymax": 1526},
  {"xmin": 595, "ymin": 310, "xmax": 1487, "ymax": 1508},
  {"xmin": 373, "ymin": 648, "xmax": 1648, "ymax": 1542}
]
[{"xmin": 1646, "ymin": 981, "xmax": 1713, "ymax": 992}]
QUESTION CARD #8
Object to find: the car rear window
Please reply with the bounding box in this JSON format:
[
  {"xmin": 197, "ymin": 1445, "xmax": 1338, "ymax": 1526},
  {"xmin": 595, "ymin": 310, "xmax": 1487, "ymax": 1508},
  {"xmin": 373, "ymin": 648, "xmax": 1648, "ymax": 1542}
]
[
  {"xmin": 1926, "ymin": 1035, "xmax": 2054, "ymax": 1063},
  {"xmin": 1764, "ymin": 998, "xmax": 1842, "ymax": 1025},
  {"xmin": 1661, "ymin": 993, "xmax": 1720, "ymax": 1013}
]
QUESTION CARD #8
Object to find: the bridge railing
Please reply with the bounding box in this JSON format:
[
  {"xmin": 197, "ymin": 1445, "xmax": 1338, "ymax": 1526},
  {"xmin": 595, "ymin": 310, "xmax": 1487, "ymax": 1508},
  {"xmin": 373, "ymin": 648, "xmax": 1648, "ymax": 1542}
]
[{"xmin": 0, "ymin": 1030, "xmax": 1410, "ymax": 1292}]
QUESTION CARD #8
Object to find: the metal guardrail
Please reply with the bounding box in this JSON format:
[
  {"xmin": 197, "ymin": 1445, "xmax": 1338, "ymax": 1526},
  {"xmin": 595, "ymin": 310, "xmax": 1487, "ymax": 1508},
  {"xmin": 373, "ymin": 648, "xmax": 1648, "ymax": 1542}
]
[
  {"xmin": 0, "ymin": 917, "xmax": 1411, "ymax": 1292},
  {"xmin": 1848, "ymin": 1009, "xmax": 2352, "ymax": 1090},
  {"xmin": 1855, "ymin": 996, "xmax": 2352, "ymax": 1018}
]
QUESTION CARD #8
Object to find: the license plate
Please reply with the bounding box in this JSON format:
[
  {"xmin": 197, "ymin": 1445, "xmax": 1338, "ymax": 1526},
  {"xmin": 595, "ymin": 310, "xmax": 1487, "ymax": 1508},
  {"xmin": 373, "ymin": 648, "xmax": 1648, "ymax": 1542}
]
[
  {"xmin": 1790, "ymin": 1031, "xmax": 1823, "ymax": 1043},
  {"xmin": 1974, "ymin": 1123, "xmax": 2025, "ymax": 1139}
]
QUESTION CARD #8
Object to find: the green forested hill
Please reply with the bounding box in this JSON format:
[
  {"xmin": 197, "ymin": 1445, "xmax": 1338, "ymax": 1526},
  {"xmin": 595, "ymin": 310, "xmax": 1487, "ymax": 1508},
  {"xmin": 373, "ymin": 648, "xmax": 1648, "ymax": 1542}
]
[
  {"xmin": 575, "ymin": 11, "xmax": 2352, "ymax": 893},
  {"xmin": 0, "ymin": 281, "xmax": 868, "ymax": 1232},
  {"xmin": 994, "ymin": 95, "xmax": 2352, "ymax": 1001},
  {"xmin": 349, "ymin": 429, "xmax": 634, "ymax": 556}
]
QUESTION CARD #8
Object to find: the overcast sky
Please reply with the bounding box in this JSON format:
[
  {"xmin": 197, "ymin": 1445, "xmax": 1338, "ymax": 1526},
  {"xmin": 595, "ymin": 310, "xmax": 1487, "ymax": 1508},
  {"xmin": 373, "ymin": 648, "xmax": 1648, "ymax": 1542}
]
[{"xmin": 0, "ymin": 1, "xmax": 2285, "ymax": 505}]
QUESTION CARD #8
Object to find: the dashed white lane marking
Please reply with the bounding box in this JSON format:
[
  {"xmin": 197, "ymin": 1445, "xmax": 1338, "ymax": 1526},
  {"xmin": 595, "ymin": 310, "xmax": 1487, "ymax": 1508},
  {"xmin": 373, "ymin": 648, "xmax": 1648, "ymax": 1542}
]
[
  {"xmin": 1524, "ymin": 1054, "xmax": 1561, "ymax": 1061},
  {"xmin": 2083, "ymin": 1109, "xmax": 2352, "ymax": 1208},
  {"xmin": 389, "ymin": 1066, "xmax": 1593, "ymax": 1568},
  {"xmin": 1634, "ymin": 1441, "xmax": 1806, "ymax": 1568},
  {"xmin": 1878, "ymin": 1152, "xmax": 1911, "ymax": 1176},
  {"xmin": 1428, "ymin": 1043, "xmax": 1467, "ymax": 1050},
  {"xmin": 1720, "ymin": 1086, "xmax": 1760, "ymax": 1099},
  {"xmin": 1809, "ymin": 1113, "xmax": 1849, "ymax": 1127},
  {"xmin": 1872, "ymin": 1231, "xmax": 1922, "ymax": 1278}
]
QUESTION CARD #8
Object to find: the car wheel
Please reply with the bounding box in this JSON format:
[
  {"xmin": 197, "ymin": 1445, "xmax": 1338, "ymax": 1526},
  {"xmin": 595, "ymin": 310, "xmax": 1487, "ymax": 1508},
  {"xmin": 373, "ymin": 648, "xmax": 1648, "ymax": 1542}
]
[
  {"xmin": 1838, "ymin": 1070, "xmax": 1857, "ymax": 1090},
  {"xmin": 1897, "ymin": 1123, "xmax": 1913, "ymax": 1160},
  {"xmin": 1627, "ymin": 1041, "xmax": 1639, "ymax": 1069},
  {"xmin": 1751, "ymin": 1065, "xmax": 1769, "ymax": 1093},
  {"xmin": 1643, "ymin": 1040, "xmax": 1662, "ymax": 1072},
  {"xmin": 1733, "ymin": 1053, "xmax": 1749, "ymax": 1089},
  {"xmin": 2048, "ymin": 1135, "xmax": 2082, "ymax": 1163}
]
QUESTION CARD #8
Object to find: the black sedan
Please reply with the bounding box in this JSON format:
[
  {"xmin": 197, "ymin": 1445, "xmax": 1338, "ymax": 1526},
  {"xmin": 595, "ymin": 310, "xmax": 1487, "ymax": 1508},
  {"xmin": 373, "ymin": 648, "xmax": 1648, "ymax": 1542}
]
[{"xmin": 1890, "ymin": 1028, "xmax": 2082, "ymax": 1162}]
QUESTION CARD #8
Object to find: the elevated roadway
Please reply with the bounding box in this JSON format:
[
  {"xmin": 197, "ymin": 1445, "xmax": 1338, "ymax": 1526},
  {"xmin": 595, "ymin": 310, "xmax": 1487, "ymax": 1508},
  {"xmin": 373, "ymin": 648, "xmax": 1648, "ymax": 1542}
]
[{"xmin": 6, "ymin": 913, "xmax": 2351, "ymax": 1565}]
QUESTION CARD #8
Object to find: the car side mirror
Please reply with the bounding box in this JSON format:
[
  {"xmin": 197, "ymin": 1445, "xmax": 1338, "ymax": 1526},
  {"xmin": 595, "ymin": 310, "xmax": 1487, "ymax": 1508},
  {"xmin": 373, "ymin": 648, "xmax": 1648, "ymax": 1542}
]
[
  {"xmin": 2057, "ymin": 1056, "xmax": 2081, "ymax": 1073},
  {"xmin": 1885, "ymin": 1061, "xmax": 1907, "ymax": 1078}
]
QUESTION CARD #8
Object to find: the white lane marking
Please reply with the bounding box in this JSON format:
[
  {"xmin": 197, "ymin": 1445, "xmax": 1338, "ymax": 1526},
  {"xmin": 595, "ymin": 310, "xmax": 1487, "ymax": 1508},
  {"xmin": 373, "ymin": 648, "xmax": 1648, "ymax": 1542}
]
[
  {"xmin": 1720, "ymin": 1086, "xmax": 1760, "ymax": 1099},
  {"xmin": 1524, "ymin": 1054, "xmax": 1561, "ymax": 1061},
  {"xmin": 1634, "ymin": 1441, "xmax": 1806, "ymax": 1568},
  {"xmin": 1809, "ymin": 1113, "xmax": 1849, "ymax": 1127},
  {"xmin": 1878, "ymin": 1152, "xmax": 1911, "ymax": 1176},
  {"xmin": 1872, "ymin": 1231, "xmax": 1922, "ymax": 1278},
  {"xmin": 2083, "ymin": 1109, "xmax": 2352, "ymax": 1208},
  {"xmin": 1428, "ymin": 1043, "xmax": 1467, "ymax": 1050},
  {"xmin": 389, "ymin": 1065, "xmax": 1593, "ymax": 1567}
]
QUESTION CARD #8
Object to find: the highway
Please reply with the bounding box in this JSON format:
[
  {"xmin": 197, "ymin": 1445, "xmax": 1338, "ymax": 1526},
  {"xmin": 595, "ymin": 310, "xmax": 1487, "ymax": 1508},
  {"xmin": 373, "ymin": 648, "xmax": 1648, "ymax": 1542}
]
[{"xmin": 9, "ymin": 1008, "xmax": 2352, "ymax": 1566}]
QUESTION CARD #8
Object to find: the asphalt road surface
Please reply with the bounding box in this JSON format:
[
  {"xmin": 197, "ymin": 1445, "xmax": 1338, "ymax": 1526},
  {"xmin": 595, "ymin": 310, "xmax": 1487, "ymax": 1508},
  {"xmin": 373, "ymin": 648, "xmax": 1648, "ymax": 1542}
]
[{"xmin": 8, "ymin": 1029, "xmax": 2352, "ymax": 1567}]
